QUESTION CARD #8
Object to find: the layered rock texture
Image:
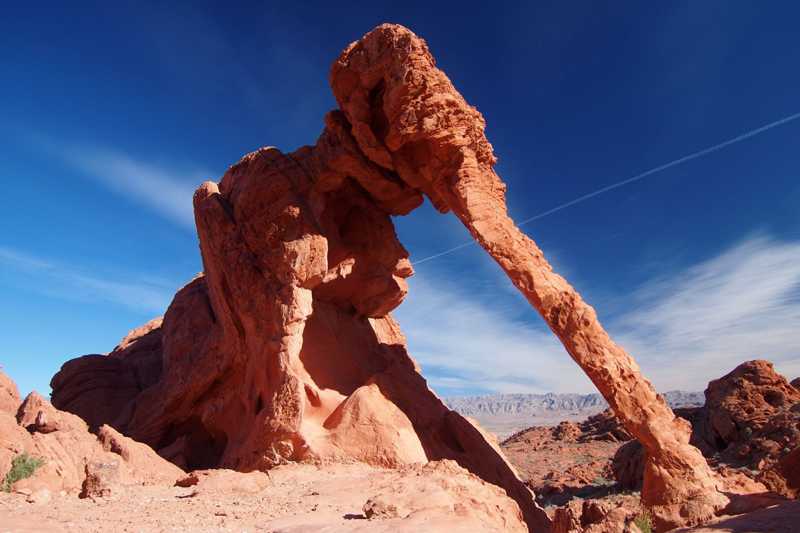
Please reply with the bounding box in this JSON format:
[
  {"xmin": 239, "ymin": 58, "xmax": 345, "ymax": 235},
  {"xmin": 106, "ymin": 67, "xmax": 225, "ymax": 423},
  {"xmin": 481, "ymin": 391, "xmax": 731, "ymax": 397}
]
[
  {"xmin": 612, "ymin": 360, "xmax": 800, "ymax": 499},
  {"xmin": 50, "ymin": 23, "xmax": 724, "ymax": 531},
  {"xmin": 0, "ymin": 371, "xmax": 182, "ymax": 497}
]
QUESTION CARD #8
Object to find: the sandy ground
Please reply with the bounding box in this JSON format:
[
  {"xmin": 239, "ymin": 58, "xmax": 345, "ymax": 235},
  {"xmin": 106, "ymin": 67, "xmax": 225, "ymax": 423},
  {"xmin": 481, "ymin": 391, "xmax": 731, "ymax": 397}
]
[
  {"xmin": 0, "ymin": 461, "xmax": 526, "ymax": 533},
  {"xmin": 0, "ymin": 463, "xmax": 393, "ymax": 533}
]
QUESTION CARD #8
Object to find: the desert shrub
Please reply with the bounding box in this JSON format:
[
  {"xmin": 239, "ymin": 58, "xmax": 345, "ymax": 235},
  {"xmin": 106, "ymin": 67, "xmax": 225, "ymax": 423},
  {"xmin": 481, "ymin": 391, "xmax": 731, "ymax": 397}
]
[
  {"xmin": 633, "ymin": 508, "xmax": 653, "ymax": 533},
  {"xmin": 2, "ymin": 453, "xmax": 44, "ymax": 492}
]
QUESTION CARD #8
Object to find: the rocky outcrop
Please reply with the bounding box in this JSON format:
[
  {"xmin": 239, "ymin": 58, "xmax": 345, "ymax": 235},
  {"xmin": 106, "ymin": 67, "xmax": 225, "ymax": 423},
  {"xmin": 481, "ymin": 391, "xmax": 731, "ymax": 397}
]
[
  {"xmin": 612, "ymin": 360, "xmax": 800, "ymax": 498},
  {"xmin": 362, "ymin": 460, "xmax": 528, "ymax": 532},
  {"xmin": 49, "ymin": 23, "xmax": 727, "ymax": 531},
  {"xmin": 329, "ymin": 23, "xmax": 726, "ymax": 530},
  {"xmin": 0, "ymin": 369, "xmax": 20, "ymax": 414},
  {"xmin": 693, "ymin": 360, "xmax": 800, "ymax": 466},
  {"xmin": 50, "ymin": 317, "xmax": 163, "ymax": 431},
  {"xmin": 551, "ymin": 499, "xmax": 642, "ymax": 533},
  {"xmin": 50, "ymin": 28, "xmax": 550, "ymax": 532},
  {"xmin": 0, "ymin": 371, "xmax": 182, "ymax": 496}
]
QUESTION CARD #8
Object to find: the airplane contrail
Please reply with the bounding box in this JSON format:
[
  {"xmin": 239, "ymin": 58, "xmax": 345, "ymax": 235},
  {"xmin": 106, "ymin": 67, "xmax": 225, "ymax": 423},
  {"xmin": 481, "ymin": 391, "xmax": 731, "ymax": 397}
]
[{"xmin": 412, "ymin": 110, "xmax": 800, "ymax": 266}]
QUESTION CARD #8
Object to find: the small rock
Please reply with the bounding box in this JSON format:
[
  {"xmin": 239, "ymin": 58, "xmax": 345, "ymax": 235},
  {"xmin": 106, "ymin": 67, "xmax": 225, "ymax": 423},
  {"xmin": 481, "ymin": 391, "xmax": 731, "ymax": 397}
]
[
  {"xmin": 80, "ymin": 460, "xmax": 121, "ymax": 499},
  {"xmin": 26, "ymin": 488, "xmax": 51, "ymax": 505},
  {"xmin": 363, "ymin": 497, "xmax": 401, "ymax": 519}
]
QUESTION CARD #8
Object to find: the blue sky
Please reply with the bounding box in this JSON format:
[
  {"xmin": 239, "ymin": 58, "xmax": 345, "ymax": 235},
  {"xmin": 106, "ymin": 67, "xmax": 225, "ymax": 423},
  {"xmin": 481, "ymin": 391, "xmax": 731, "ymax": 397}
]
[{"xmin": 1, "ymin": 2, "xmax": 799, "ymax": 397}]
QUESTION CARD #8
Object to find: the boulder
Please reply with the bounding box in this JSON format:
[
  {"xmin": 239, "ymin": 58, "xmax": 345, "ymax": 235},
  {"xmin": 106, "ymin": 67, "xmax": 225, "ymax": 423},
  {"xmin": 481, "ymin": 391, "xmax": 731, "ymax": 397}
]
[
  {"xmin": 0, "ymin": 373, "xmax": 183, "ymax": 496},
  {"xmin": 696, "ymin": 360, "xmax": 800, "ymax": 462},
  {"xmin": 611, "ymin": 360, "xmax": 800, "ymax": 500},
  {"xmin": 175, "ymin": 468, "xmax": 271, "ymax": 494},
  {"xmin": 361, "ymin": 460, "xmax": 528, "ymax": 533}
]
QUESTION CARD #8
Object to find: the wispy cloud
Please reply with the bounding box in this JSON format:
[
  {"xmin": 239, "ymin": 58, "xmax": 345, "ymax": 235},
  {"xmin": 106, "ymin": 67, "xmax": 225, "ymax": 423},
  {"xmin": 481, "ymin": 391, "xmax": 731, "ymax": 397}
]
[
  {"xmin": 395, "ymin": 274, "xmax": 594, "ymax": 396},
  {"xmin": 616, "ymin": 235, "xmax": 800, "ymax": 391},
  {"xmin": 56, "ymin": 145, "xmax": 207, "ymax": 229},
  {"xmin": 397, "ymin": 235, "xmax": 800, "ymax": 395},
  {"xmin": 0, "ymin": 246, "xmax": 174, "ymax": 314}
]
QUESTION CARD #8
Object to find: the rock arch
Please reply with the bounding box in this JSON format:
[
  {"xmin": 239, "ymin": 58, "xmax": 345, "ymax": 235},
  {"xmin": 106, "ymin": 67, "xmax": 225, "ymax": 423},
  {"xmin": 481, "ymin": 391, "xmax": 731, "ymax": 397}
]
[{"xmin": 52, "ymin": 23, "xmax": 727, "ymax": 532}]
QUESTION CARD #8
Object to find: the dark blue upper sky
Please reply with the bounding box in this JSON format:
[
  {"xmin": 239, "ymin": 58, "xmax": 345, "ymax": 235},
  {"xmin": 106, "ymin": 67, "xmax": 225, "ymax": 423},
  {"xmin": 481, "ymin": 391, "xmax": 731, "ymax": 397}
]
[{"xmin": 2, "ymin": 1, "xmax": 799, "ymax": 397}]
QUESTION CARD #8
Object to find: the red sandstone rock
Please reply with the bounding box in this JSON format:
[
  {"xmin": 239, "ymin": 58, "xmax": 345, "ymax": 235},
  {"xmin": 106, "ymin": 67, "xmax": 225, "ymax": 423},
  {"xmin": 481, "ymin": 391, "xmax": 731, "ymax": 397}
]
[
  {"xmin": 776, "ymin": 447, "xmax": 800, "ymax": 497},
  {"xmin": 361, "ymin": 460, "xmax": 527, "ymax": 532},
  {"xmin": 612, "ymin": 440, "xmax": 646, "ymax": 492},
  {"xmin": 551, "ymin": 498, "xmax": 642, "ymax": 533},
  {"xmin": 46, "ymin": 23, "xmax": 737, "ymax": 531},
  {"xmin": 696, "ymin": 360, "xmax": 800, "ymax": 467},
  {"xmin": 330, "ymin": 23, "xmax": 726, "ymax": 530},
  {"xmin": 175, "ymin": 469, "xmax": 271, "ymax": 494},
  {"xmin": 50, "ymin": 317, "xmax": 163, "ymax": 432},
  {"xmin": 0, "ymin": 369, "xmax": 20, "ymax": 415},
  {"xmin": 0, "ymin": 372, "xmax": 182, "ymax": 496},
  {"xmin": 49, "ymin": 25, "xmax": 557, "ymax": 531},
  {"xmin": 611, "ymin": 360, "xmax": 800, "ymax": 501},
  {"xmin": 501, "ymin": 411, "xmax": 625, "ymax": 506}
]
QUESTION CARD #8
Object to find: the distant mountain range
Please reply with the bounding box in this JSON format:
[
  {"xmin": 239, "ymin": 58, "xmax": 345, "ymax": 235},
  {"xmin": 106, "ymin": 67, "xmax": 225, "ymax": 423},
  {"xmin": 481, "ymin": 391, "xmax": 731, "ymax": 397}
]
[{"xmin": 443, "ymin": 391, "xmax": 704, "ymax": 437}]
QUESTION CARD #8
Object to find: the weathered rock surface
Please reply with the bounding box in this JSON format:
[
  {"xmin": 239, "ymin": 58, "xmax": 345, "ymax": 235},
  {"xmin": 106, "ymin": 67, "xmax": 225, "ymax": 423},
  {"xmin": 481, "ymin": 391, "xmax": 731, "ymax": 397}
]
[
  {"xmin": 48, "ymin": 23, "xmax": 728, "ymax": 531},
  {"xmin": 329, "ymin": 23, "xmax": 726, "ymax": 530},
  {"xmin": 0, "ymin": 371, "xmax": 183, "ymax": 496},
  {"xmin": 175, "ymin": 468, "xmax": 271, "ymax": 494},
  {"xmin": 551, "ymin": 498, "xmax": 643, "ymax": 533},
  {"xmin": 360, "ymin": 460, "xmax": 527, "ymax": 532},
  {"xmin": 674, "ymin": 500, "xmax": 800, "ymax": 533},
  {"xmin": 612, "ymin": 360, "xmax": 800, "ymax": 498},
  {"xmin": 694, "ymin": 360, "xmax": 800, "ymax": 466},
  {"xmin": 50, "ymin": 317, "xmax": 163, "ymax": 431},
  {"xmin": 50, "ymin": 26, "xmax": 548, "ymax": 531},
  {"xmin": 0, "ymin": 369, "xmax": 20, "ymax": 415}
]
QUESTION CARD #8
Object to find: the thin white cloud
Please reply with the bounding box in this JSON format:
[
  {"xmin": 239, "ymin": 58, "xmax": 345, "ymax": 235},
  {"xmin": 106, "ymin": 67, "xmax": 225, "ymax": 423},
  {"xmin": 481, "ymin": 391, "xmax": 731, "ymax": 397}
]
[
  {"xmin": 0, "ymin": 245, "xmax": 174, "ymax": 314},
  {"xmin": 58, "ymin": 146, "xmax": 205, "ymax": 229},
  {"xmin": 395, "ymin": 273, "xmax": 595, "ymax": 395},
  {"xmin": 616, "ymin": 235, "xmax": 800, "ymax": 391},
  {"xmin": 397, "ymin": 235, "xmax": 800, "ymax": 395}
]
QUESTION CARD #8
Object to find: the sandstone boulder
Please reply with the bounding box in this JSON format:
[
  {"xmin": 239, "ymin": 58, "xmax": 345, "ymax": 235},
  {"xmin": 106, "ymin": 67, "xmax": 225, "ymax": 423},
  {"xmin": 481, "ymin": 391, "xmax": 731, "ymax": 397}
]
[
  {"xmin": 360, "ymin": 460, "xmax": 527, "ymax": 533},
  {"xmin": 611, "ymin": 360, "xmax": 800, "ymax": 499},
  {"xmin": 0, "ymin": 372, "xmax": 182, "ymax": 496},
  {"xmin": 175, "ymin": 469, "xmax": 271, "ymax": 494},
  {"xmin": 695, "ymin": 360, "xmax": 800, "ymax": 465}
]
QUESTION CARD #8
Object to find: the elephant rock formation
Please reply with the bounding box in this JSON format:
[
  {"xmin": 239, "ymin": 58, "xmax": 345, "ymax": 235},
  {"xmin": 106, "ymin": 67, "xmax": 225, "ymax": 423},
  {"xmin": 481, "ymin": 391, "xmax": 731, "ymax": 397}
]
[{"xmin": 51, "ymin": 23, "xmax": 726, "ymax": 531}]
